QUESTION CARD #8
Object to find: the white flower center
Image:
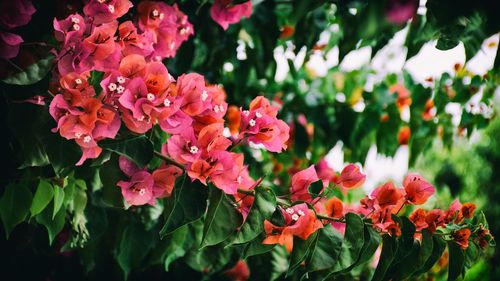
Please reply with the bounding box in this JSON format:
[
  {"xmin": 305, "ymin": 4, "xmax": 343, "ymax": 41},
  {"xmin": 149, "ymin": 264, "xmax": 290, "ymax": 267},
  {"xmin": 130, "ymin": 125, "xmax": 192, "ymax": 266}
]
[
  {"xmin": 297, "ymin": 210, "xmax": 305, "ymax": 216},
  {"xmin": 189, "ymin": 146, "xmax": 199, "ymax": 154},
  {"xmin": 108, "ymin": 5, "xmax": 115, "ymax": 13},
  {"xmin": 116, "ymin": 85, "xmax": 125, "ymax": 93},
  {"xmin": 201, "ymin": 90, "xmax": 208, "ymax": 101},
  {"xmin": 71, "ymin": 17, "xmax": 80, "ymax": 23},
  {"xmin": 75, "ymin": 78, "xmax": 82, "ymax": 85},
  {"xmin": 292, "ymin": 214, "xmax": 299, "ymax": 221},
  {"xmin": 147, "ymin": 93, "xmax": 155, "ymax": 101},
  {"xmin": 159, "ymin": 13, "xmax": 164, "ymax": 20},
  {"xmin": 285, "ymin": 208, "xmax": 294, "ymax": 214},
  {"xmin": 137, "ymin": 115, "xmax": 145, "ymax": 121},
  {"xmin": 83, "ymin": 135, "xmax": 92, "ymax": 143},
  {"xmin": 255, "ymin": 112, "xmax": 262, "ymax": 118},
  {"xmin": 139, "ymin": 188, "xmax": 146, "ymax": 196},
  {"xmin": 73, "ymin": 24, "xmax": 80, "ymax": 31},
  {"xmin": 117, "ymin": 76, "xmax": 126, "ymax": 84},
  {"xmin": 75, "ymin": 132, "xmax": 82, "ymax": 138},
  {"xmin": 249, "ymin": 119, "xmax": 256, "ymax": 127},
  {"xmin": 108, "ymin": 83, "xmax": 117, "ymax": 91},
  {"xmin": 243, "ymin": 110, "xmax": 250, "ymax": 116},
  {"xmin": 152, "ymin": 9, "xmax": 159, "ymax": 17},
  {"xmin": 164, "ymin": 99, "xmax": 171, "ymax": 107}
]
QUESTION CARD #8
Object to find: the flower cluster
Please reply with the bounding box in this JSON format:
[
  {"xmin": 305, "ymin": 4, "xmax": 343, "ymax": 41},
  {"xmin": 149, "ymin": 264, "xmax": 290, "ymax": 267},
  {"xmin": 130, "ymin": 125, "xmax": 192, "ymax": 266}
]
[{"xmin": 48, "ymin": 0, "xmax": 289, "ymax": 206}]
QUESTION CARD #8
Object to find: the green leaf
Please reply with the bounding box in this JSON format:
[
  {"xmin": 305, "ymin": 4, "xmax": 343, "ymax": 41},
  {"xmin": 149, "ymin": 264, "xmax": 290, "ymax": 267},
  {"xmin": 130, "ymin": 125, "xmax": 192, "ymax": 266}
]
[
  {"xmin": 371, "ymin": 235, "xmax": 397, "ymax": 281},
  {"xmin": 2, "ymin": 55, "xmax": 55, "ymax": 85},
  {"xmin": 163, "ymin": 225, "xmax": 192, "ymax": 271},
  {"xmin": 200, "ymin": 188, "xmax": 242, "ymax": 248},
  {"xmin": 357, "ymin": 226, "xmax": 383, "ymax": 265},
  {"xmin": 52, "ymin": 186, "xmax": 65, "ymax": 219},
  {"xmin": 0, "ymin": 183, "xmax": 33, "ymax": 238},
  {"xmin": 306, "ymin": 224, "xmax": 343, "ymax": 272},
  {"xmin": 331, "ymin": 212, "xmax": 365, "ymax": 272},
  {"xmin": 242, "ymin": 235, "xmax": 276, "ymax": 259},
  {"xmin": 99, "ymin": 156, "xmax": 125, "ymax": 208},
  {"xmin": 100, "ymin": 136, "xmax": 154, "ymax": 168},
  {"xmin": 30, "ymin": 180, "xmax": 54, "ymax": 217},
  {"xmin": 308, "ymin": 180, "xmax": 323, "ymax": 198},
  {"xmin": 230, "ymin": 186, "xmax": 276, "ymax": 245},
  {"xmin": 88, "ymin": 70, "xmax": 104, "ymax": 94},
  {"xmin": 448, "ymin": 241, "xmax": 465, "ymax": 281},
  {"xmin": 116, "ymin": 221, "xmax": 155, "ymax": 278},
  {"xmin": 287, "ymin": 232, "xmax": 318, "ymax": 275},
  {"xmin": 271, "ymin": 246, "xmax": 289, "ymax": 281},
  {"xmin": 35, "ymin": 201, "xmax": 66, "ymax": 245},
  {"xmin": 159, "ymin": 177, "xmax": 209, "ymax": 237},
  {"xmin": 415, "ymin": 235, "xmax": 446, "ymax": 275}
]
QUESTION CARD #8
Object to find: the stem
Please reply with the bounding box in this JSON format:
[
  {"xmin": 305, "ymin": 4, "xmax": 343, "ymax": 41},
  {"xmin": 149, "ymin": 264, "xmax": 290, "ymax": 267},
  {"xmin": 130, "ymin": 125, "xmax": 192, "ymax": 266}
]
[
  {"xmin": 317, "ymin": 214, "xmax": 344, "ymax": 222},
  {"xmin": 153, "ymin": 151, "xmax": 185, "ymax": 169}
]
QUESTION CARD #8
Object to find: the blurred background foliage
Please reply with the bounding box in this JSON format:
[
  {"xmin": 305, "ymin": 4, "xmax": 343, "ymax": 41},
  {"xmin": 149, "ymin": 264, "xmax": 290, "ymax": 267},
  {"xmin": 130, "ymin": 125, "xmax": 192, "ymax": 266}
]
[{"xmin": 1, "ymin": 0, "xmax": 499, "ymax": 280}]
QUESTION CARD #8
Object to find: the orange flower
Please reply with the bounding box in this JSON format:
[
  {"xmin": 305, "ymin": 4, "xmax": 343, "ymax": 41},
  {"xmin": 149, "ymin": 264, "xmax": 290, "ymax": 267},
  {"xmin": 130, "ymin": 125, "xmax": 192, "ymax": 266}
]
[
  {"xmin": 460, "ymin": 202, "xmax": 476, "ymax": 219},
  {"xmin": 224, "ymin": 260, "xmax": 250, "ymax": 281},
  {"xmin": 422, "ymin": 99, "xmax": 435, "ymax": 121},
  {"xmin": 425, "ymin": 209, "xmax": 446, "ymax": 233},
  {"xmin": 263, "ymin": 204, "xmax": 323, "ymax": 252},
  {"xmin": 371, "ymin": 182, "xmax": 404, "ymax": 210},
  {"xmin": 389, "ymin": 83, "xmax": 412, "ymax": 110},
  {"xmin": 226, "ymin": 105, "xmax": 241, "ymax": 136},
  {"xmin": 398, "ymin": 126, "xmax": 411, "ymax": 145},
  {"xmin": 452, "ymin": 228, "xmax": 471, "ymax": 250},
  {"xmin": 409, "ymin": 208, "xmax": 428, "ymax": 231},
  {"xmin": 325, "ymin": 197, "xmax": 343, "ymax": 218},
  {"xmin": 280, "ymin": 25, "xmax": 295, "ymax": 39}
]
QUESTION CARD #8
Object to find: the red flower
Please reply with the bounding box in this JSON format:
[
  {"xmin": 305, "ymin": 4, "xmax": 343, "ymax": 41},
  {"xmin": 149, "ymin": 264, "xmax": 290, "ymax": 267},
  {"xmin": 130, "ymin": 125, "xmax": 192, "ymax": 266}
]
[
  {"xmin": 371, "ymin": 182, "xmax": 404, "ymax": 210},
  {"xmin": 425, "ymin": 209, "xmax": 446, "ymax": 233},
  {"xmin": 452, "ymin": 228, "xmax": 471, "ymax": 250},
  {"xmin": 409, "ymin": 208, "xmax": 428, "ymax": 231},
  {"xmin": 461, "ymin": 202, "xmax": 476, "ymax": 219},
  {"xmin": 403, "ymin": 173, "xmax": 435, "ymax": 205},
  {"xmin": 325, "ymin": 197, "xmax": 343, "ymax": 219},
  {"xmin": 225, "ymin": 260, "xmax": 250, "ymax": 281}
]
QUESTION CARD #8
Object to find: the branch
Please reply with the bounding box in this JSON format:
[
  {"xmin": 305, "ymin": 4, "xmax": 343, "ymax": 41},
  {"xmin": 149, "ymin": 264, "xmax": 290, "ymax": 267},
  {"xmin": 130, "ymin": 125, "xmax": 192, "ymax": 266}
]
[{"xmin": 153, "ymin": 151, "xmax": 185, "ymax": 170}]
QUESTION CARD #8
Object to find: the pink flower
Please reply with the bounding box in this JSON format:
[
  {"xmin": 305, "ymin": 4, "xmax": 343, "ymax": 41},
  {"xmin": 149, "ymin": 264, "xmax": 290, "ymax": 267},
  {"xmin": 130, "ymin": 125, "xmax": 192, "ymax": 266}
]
[
  {"xmin": 209, "ymin": 151, "xmax": 245, "ymax": 194},
  {"xmin": 137, "ymin": 2, "xmax": 193, "ymax": 59},
  {"xmin": 53, "ymin": 14, "xmax": 86, "ymax": 43},
  {"xmin": 56, "ymin": 40, "xmax": 91, "ymax": 76},
  {"xmin": 177, "ymin": 73, "xmax": 212, "ymax": 116},
  {"xmin": 117, "ymin": 156, "xmax": 182, "ymax": 205},
  {"xmin": 118, "ymin": 77, "xmax": 153, "ymax": 133},
  {"xmin": 0, "ymin": 31, "xmax": 24, "ymax": 59},
  {"xmin": 0, "ymin": 0, "xmax": 36, "ymax": 29},
  {"xmin": 290, "ymin": 165, "xmax": 320, "ymax": 202},
  {"xmin": 336, "ymin": 163, "xmax": 366, "ymax": 189},
  {"xmin": 210, "ymin": 0, "xmax": 252, "ymax": 30},
  {"xmin": 117, "ymin": 21, "xmax": 154, "ymax": 57},
  {"xmin": 239, "ymin": 96, "xmax": 290, "ymax": 152},
  {"xmin": 403, "ymin": 173, "xmax": 435, "ymax": 205},
  {"xmin": 315, "ymin": 159, "xmax": 336, "ymax": 184},
  {"xmin": 83, "ymin": 21, "xmax": 119, "ymax": 60},
  {"xmin": 83, "ymin": 0, "xmax": 133, "ymax": 25},
  {"xmin": 385, "ymin": 0, "xmax": 418, "ymax": 25},
  {"xmin": 165, "ymin": 127, "xmax": 201, "ymax": 165}
]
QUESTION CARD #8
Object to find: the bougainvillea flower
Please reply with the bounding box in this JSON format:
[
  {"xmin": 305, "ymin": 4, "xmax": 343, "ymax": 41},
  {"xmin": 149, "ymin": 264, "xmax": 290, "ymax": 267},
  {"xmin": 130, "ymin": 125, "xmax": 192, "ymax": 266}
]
[
  {"xmin": 409, "ymin": 208, "xmax": 428, "ymax": 231},
  {"xmin": 197, "ymin": 123, "xmax": 232, "ymax": 156},
  {"xmin": 370, "ymin": 207, "xmax": 401, "ymax": 236},
  {"xmin": 461, "ymin": 202, "xmax": 476, "ymax": 219},
  {"xmin": 83, "ymin": 21, "xmax": 118, "ymax": 60},
  {"xmin": 210, "ymin": 151, "xmax": 245, "ymax": 194},
  {"xmin": 445, "ymin": 199, "xmax": 463, "ymax": 224},
  {"xmin": 0, "ymin": 0, "xmax": 36, "ymax": 29},
  {"xmin": 452, "ymin": 228, "xmax": 471, "ymax": 250},
  {"xmin": 224, "ymin": 260, "xmax": 250, "ymax": 281},
  {"xmin": 325, "ymin": 196, "xmax": 343, "ymax": 219},
  {"xmin": 422, "ymin": 99, "xmax": 436, "ymax": 121},
  {"xmin": 263, "ymin": 204, "xmax": 323, "ymax": 252},
  {"xmin": 187, "ymin": 159, "xmax": 220, "ymax": 185},
  {"xmin": 226, "ymin": 105, "xmax": 241, "ymax": 136},
  {"xmin": 60, "ymin": 72, "xmax": 96, "ymax": 106},
  {"xmin": 389, "ymin": 83, "xmax": 412, "ymax": 109},
  {"xmin": 56, "ymin": 40, "xmax": 92, "ymax": 76},
  {"xmin": 210, "ymin": 0, "xmax": 252, "ymax": 30},
  {"xmin": 425, "ymin": 209, "xmax": 446, "ymax": 233},
  {"xmin": 371, "ymin": 182, "xmax": 404, "ymax": 210},
  {"xmin": 315, "ymin": 159, "xmax": 336, "ymax": 184},
  {"xmin": 403, "ymin": 173, "xmax": 435, "ymax": 205},
  {"xmin": 83, "ymin": 0, "xmax": 133, "ymax": 24},
  {"xmin": 177, "ymin": 73, "xmax": 212, "ymax": 116},
  {"xmin": 165, "ymin": 128, "xmax": 201, "ymax": 164},
  {"xmin": 398, "ymin": 126, "xmax": 411, "ymax": 145},
  {"xmin": 117, "ymin": 170, "xmax": 155, "ymax": 206},
  {"xmin": 53, "ymin": 13, "xmax": 86, "ymax": 43},
  {"xmin": 0, "ymin": 31, "xmax": 23, "ymax": 59},
  {"xmin": 290, "ymin": 165, "xmax": 320, "ymax": 201},
  {"xmin": 77, "ymin": 146, "xmax": 103, "ymax": 166},
  {"xmin": 336, "ymin": 163, "xmax": 366, "ymax": 189},
  {"xmin": 119, "ymin": 54, "xmax": 147, "ymax": 78},
  {"xmin": 118, "ymin": 21, "xmax": 154, "ymax": 57},
  {"xmin": 151, "ymin": 164, "xmax": 183, "ymax": 198}
]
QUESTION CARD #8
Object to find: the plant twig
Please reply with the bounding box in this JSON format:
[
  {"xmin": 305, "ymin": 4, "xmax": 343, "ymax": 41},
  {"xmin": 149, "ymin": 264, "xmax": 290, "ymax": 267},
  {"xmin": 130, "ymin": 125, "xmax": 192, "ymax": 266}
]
[{"xmin": 153, "ymin": 150, "xmax": 185, "ymax": 169}]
